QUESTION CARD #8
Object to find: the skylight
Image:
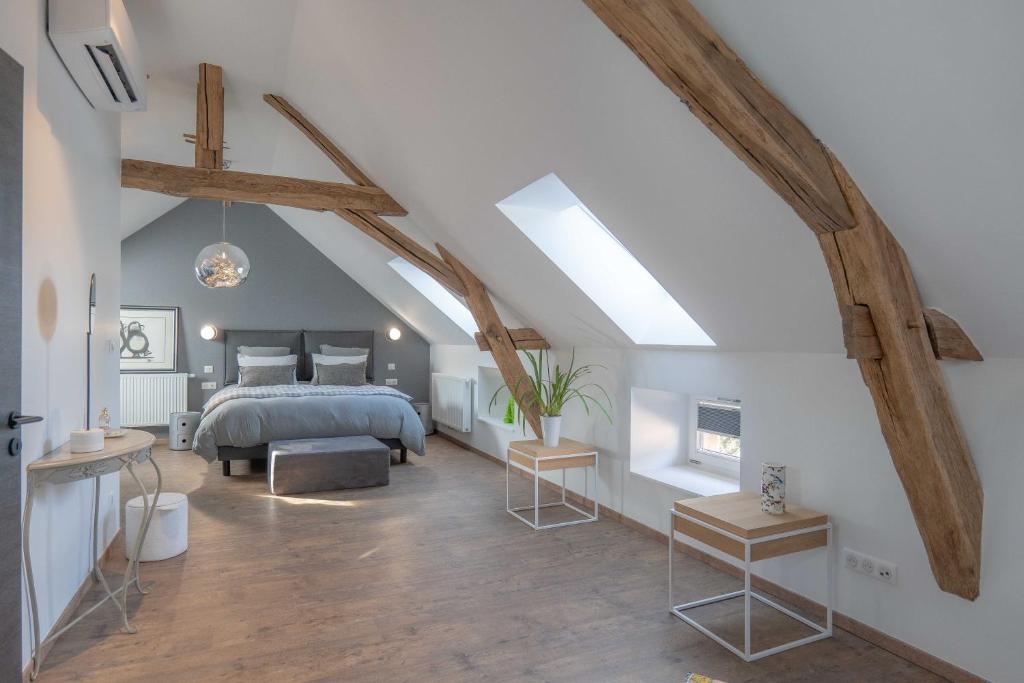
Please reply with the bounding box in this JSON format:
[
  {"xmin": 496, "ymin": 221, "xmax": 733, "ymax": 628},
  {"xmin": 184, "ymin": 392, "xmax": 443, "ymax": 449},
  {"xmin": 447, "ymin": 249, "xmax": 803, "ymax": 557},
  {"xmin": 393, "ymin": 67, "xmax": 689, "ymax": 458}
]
[
  {"xmin": 388, "ymin": 257, "xmax": 478, "ymax": 338},
  {"xmin": 496, "ymin": 173, "xmax": 714, "ymax": 347}
]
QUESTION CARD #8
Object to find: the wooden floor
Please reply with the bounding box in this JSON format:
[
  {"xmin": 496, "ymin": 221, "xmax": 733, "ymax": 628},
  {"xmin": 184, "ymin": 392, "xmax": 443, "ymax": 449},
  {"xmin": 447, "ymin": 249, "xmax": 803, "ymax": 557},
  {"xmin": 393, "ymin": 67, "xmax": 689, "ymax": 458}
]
[{"xmin": 38, "ymin": 436, "xmax": 943, "ymax": 682}]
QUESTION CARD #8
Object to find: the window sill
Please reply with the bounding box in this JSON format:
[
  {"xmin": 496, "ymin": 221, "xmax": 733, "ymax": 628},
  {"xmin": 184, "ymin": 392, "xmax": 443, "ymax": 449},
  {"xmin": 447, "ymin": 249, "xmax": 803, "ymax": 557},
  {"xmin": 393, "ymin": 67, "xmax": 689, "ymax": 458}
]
[
  {"xmin": 477, "ymin": 415, "xmax": 518, "ymax": 432},
  {"xmin": 632, "ymin": 464, "xmax": 740, "ymax": 497}
]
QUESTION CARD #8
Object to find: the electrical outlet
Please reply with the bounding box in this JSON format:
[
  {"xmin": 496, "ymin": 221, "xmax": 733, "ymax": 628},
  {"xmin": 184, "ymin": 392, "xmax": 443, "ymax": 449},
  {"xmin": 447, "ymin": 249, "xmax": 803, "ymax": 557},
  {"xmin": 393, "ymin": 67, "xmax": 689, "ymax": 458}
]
[
  {"xmin": 844, "ymin": 549, "xmax": 860, "ymax": 570},
  {"xmin": 844, "ymin": 547, "xmax": 896, "ymax": 585},
  {"xmin": 203, "ymin": 365, "xmax": 214, "ymax": 374},
  {"xmin": 385, "ymin": 378, "xmax": 398, "ymax": 386},
  {"xmin": 387, "ymin": 362, "xmax": 396, "ymax": 371},
  {"xmin": 201, "ymin": 381, "xmax": 217, "ymax": 390},
  {"xmin": 876, "ymin": 562, "xmax": 897, "ymax": 585}
]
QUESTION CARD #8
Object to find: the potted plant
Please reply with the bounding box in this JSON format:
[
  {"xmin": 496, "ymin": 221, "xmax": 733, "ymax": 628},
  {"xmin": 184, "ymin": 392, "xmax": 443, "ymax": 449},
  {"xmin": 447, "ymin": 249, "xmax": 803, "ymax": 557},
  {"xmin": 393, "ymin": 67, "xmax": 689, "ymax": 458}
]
[{"xmin": 490, "ymin": 349, "xmax": 612, "ymax": 447}]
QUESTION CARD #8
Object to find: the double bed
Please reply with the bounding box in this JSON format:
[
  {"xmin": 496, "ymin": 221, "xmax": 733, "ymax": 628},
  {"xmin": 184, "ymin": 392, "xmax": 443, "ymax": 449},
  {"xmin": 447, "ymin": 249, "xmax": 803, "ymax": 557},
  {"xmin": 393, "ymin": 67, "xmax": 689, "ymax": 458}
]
[{"xmin": 192, "ymin": 329, "xmax": 426, "ymax": 474}]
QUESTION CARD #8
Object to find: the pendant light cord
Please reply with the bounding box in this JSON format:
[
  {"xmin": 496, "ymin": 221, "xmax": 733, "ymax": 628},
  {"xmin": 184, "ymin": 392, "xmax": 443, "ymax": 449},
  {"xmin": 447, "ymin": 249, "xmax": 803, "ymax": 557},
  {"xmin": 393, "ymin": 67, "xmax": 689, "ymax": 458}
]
[{"xmin": 222, "ymin": 201, "xmax": 227, "ymax": 242}]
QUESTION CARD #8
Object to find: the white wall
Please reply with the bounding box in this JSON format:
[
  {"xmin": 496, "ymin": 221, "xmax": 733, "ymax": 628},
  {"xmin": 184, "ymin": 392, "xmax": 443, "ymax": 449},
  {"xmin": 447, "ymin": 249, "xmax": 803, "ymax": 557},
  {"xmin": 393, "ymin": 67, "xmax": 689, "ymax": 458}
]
[
  {"xmin": 431, "ymin": 344, "xmax": 1023, "ymax": 681},
  {"xmin": 0, "ymin": 0, "xmax": 123, "ymax": 666}
]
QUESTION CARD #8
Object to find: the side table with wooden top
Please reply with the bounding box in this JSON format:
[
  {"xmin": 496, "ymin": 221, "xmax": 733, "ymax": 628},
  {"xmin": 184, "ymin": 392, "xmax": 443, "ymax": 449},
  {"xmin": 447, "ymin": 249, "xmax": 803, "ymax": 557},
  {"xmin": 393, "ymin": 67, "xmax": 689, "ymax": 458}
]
[
  {"xmin": 22, "ymin": 429, "xmax": 160, "ymax": 680},
  {"xmin": 669, "ymin": 491, "xmax": 832, "ymax": 662},
  {"xmin": 506, "ymin": 438, "xmax": 598, "ymax": 530}
]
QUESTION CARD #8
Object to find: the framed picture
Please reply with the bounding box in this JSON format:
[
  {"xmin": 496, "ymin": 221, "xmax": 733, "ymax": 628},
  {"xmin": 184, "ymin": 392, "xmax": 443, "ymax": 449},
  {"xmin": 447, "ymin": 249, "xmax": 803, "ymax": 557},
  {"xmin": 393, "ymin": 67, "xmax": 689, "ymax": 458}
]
[{"xmin": 120, "ymin": 306, "xmax": 178, "ymax": 372}]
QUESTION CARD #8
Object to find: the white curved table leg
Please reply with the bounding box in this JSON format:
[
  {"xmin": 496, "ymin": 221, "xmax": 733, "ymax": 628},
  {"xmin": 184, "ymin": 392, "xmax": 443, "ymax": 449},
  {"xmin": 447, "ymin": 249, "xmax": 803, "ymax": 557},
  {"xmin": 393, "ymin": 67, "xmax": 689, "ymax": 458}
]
[
  {"xmin": 132, "ymin": 451, "xmax": 161, "ymax": 594},
  {"xmin": 90, "ymin": 477, "xmax": 125, "ymax": 611},
  {"xmin": 121, "ymin": 462, "xmax": 149, "ymax": 634},
  {"xmin": 23, "ymin": 478, "xmax": 41, "ymax": 680}
]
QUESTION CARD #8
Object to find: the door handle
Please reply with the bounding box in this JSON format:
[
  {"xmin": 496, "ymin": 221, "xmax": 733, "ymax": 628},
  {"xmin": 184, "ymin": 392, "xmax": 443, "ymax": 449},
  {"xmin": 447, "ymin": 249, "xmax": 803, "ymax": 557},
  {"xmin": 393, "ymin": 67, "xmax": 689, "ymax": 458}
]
[{"xmin": 8, "ymin": 412, "xmax": 44, "ymax": 429}]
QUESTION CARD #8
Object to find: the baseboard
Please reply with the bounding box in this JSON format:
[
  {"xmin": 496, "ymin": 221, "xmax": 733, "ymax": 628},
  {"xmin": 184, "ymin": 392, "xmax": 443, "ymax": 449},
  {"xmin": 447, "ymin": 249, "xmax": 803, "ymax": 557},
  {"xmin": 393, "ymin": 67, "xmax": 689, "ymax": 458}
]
[
  {"xmin": 22, "ymin": 530, "xmax": 123, "ymax": 683},
  {"xmin": 438, "ymin": 431, "xmax": 987, "ymax": 683}
]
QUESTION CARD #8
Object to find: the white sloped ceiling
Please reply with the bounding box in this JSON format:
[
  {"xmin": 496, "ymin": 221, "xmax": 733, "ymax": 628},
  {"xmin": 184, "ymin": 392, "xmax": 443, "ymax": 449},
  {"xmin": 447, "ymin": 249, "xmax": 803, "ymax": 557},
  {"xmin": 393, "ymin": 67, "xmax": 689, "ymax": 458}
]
[{"xmin": 121, "ymin": 0, "xmax": 1024, "ymax": 356}]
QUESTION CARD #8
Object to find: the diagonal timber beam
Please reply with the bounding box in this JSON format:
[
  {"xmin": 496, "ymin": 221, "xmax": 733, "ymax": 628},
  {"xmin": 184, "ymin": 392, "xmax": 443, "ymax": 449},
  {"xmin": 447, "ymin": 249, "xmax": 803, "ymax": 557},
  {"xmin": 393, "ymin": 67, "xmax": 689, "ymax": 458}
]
[
  {"xmin": 587, "ymin": 0, "xmax": 982, "ymax": 599},
  {"xmin": 475, "ymin": 328, "xmax": 550, "ymax": 352},
  {"xmin": 264, "ymin": 93, "xmax": 549, "ymax": 436},
  {"xmin": 924, "ymin": 309, "xmax": 983, "ymax": 361},
  {"xmin": 121, "ymin": 159, "xmax": 406, "ymax": 215},
  {"xmin": 262, "ymin": 94, "xmax": 465, "ymax": 295},
  {"xmin": 195, "ymin": 63, "xmax": 224, "ymax": 169},
  {"xmin": 439, "ymin": 246, "xmax": 544, "ymax": 437}
]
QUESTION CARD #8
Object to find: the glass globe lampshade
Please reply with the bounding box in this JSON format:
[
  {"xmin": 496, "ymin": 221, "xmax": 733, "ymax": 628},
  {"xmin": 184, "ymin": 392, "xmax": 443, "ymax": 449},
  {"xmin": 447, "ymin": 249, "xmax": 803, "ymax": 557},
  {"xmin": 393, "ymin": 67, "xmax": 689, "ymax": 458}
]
[{"xmin": 194, "ymin": 241, "xmax": 250, "ymax": 288}]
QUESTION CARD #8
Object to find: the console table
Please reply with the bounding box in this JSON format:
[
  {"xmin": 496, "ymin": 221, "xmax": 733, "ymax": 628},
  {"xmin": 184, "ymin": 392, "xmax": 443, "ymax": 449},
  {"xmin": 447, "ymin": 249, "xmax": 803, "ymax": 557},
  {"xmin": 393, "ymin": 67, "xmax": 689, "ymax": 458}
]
[
  {"xmin": 23, "ymin": 429, "xmax": 160, "ymax": 680},
  {"xmin": 669, "ymin": 491, "xmax": 832, "ymax": 661},
  {"xmin": 507, "ymin": 438, "xmax": 598, "ymax": 530}
]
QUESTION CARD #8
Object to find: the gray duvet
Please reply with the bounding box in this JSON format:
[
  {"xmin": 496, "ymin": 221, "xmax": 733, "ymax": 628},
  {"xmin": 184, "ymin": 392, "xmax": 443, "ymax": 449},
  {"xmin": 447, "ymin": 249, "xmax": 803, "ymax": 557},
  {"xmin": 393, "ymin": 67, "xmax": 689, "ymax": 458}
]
[{"xmin": 193, "ymin": 384, "xmax": 426, "ymax": 460}]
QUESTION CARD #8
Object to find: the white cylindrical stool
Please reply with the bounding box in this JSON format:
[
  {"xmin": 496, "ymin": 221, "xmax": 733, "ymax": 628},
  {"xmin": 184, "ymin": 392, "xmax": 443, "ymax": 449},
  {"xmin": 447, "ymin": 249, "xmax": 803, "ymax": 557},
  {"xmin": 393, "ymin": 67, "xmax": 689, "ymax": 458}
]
[{"xmin": 125, "ymin": 492, "xmax": 189, "ymax": 561}]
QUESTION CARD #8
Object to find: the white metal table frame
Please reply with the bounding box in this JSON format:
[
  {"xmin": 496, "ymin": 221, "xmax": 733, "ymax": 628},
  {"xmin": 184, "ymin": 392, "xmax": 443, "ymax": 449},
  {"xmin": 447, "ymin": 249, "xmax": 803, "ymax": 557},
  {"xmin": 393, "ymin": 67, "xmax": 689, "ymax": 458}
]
[
  {"xmin": 506, "ymin": 446, "xmax": 598, "ymax": 530},
  {"xmin": 22, "ymin": 445, "xmax": 162, "ymax": 680},
  {"xmin": 668, "ymin": 507, "xmax": 832, "ymax": 662}
]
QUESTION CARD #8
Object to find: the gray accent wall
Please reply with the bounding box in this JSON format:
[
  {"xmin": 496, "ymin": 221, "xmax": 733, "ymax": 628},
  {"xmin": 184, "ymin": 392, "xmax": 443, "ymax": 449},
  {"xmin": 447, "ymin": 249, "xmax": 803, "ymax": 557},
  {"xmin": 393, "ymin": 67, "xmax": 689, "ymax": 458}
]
[{"xmin": 122, "ymin": 199, "xmax": 429, "ymax": 410}]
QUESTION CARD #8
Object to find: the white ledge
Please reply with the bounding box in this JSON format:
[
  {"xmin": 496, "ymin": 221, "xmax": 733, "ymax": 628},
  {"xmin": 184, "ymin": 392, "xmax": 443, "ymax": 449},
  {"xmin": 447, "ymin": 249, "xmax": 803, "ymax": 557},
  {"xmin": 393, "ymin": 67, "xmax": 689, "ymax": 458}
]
[{"xmin": 632, "ymin": 465, "xmax": 740, "ymax": 497}]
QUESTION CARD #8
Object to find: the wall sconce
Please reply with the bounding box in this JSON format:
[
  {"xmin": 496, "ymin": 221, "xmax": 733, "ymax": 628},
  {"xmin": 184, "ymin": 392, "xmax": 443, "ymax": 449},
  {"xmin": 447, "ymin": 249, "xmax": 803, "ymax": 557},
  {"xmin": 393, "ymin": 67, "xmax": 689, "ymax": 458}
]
[
  {"xmin": 200, "ymin": 324, "xmax": 219, "ymax": 341},
  {"xmin": 387, "ymin": 327, "xmax": 402, "ymax": 341}
]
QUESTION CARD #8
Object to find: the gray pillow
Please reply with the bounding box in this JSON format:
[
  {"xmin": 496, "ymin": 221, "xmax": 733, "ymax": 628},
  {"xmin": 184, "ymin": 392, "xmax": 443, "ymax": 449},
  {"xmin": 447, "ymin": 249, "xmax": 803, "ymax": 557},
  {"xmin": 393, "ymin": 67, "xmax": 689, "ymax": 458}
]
[
  {"xmin": 238, "ymin": 345, "xmax": 292, "ymax": 357},
  {"xmin": 313, "ymin": 360, "xmax": 367, "ymax": 386},
  {"xmin": 320, "ymin": 344, "xmax": 370, "ymax": 357},
  {"xmin": 239, "ymin": 365, "xmax": 297, "ymax": 387}
]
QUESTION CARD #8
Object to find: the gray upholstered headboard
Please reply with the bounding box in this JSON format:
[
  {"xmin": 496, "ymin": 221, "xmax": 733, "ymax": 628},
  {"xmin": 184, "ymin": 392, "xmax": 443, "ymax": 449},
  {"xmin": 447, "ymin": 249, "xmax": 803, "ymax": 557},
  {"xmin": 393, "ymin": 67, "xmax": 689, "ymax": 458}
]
[
  {"xmin": 223, "ymin": 330, "xmax": 303, "ymax": 385},
  {"xmin": 223, "ymin": 329, "xmax": 374, "ymax": 385}
]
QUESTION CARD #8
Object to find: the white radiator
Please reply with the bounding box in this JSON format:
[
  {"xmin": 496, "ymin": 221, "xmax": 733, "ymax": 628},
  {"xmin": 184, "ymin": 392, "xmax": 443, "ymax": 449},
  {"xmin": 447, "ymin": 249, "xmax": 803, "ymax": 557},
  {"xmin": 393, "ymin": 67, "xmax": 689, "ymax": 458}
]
[
  {"xmin": 431, "ymin": 373, "xmax": 473, "ymax": 432},
  {"xmin": 120, "ymin": 373, "xmax": 188, "ymax": 427}
]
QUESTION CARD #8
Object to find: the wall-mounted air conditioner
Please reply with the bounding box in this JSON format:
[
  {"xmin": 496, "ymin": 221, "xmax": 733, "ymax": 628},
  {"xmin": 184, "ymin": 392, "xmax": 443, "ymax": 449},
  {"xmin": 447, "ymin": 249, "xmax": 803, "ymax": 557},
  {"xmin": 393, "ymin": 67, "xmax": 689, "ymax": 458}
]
[{"xmin": 48, "ymin": 0, "xmax": 147, "ymax": 112}]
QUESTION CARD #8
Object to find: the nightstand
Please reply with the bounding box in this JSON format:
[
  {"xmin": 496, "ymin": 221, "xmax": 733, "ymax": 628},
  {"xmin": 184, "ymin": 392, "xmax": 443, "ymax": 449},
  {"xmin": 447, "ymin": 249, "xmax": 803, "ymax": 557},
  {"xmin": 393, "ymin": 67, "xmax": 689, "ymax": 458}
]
[
  {"xmin": 669, "ymin": 491, "xmax": 832, "ymax": 661},
  {"xmin": 506, "ymin": 438, "xmax": 598, "ymax": 530}
]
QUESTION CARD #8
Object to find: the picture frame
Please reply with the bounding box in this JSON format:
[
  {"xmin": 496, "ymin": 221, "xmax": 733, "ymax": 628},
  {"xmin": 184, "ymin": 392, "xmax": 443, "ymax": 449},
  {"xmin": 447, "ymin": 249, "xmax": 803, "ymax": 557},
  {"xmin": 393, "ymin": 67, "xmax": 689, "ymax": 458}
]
[{"xmin": 120, "ymin": 306, "xmax": 179, "ymax": 372}]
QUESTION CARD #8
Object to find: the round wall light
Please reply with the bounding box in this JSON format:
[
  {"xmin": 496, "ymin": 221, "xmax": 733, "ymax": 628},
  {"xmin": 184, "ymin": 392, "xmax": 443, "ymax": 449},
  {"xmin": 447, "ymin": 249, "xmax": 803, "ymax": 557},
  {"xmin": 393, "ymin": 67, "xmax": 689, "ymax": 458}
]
[
  {"xmin": 387, "ymin": 327, "xmax": 402, "ymax": 341},
  {"xmin": 200, "ymin": 324, "xmax": 218, "ymax": 341}
]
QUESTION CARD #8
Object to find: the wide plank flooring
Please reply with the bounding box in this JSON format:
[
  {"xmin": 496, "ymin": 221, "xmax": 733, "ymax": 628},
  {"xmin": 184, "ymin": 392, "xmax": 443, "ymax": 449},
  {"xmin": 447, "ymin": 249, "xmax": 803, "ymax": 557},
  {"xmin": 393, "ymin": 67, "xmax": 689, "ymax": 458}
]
[{"xmin": 38, "ymin": 436, "xmax": 942, "ymax": 682}]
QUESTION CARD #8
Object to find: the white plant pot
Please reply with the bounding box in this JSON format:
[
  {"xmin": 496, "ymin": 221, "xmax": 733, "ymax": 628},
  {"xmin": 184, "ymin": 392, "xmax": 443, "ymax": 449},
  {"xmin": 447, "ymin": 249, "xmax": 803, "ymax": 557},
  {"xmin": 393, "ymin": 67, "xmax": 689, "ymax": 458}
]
[{"xmin": 541, "ymin": 415, "xmax": 562, "ymax": 448}]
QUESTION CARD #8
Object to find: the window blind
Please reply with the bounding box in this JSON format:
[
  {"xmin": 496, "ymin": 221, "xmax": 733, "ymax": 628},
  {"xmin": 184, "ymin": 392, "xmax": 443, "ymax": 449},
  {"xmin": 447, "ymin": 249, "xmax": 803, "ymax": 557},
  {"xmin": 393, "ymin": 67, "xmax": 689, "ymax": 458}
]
[{"xmin": 697, "ymin": 401, "xmax": 741, "ymax": 438}]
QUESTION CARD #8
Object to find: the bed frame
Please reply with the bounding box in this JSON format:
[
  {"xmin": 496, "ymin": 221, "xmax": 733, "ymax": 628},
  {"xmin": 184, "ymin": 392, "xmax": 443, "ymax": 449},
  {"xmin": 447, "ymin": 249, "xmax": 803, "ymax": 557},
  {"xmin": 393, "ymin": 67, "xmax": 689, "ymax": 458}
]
[{"xmin": 216, "ymin": 329, "xmax": 407, "ymax": 475}]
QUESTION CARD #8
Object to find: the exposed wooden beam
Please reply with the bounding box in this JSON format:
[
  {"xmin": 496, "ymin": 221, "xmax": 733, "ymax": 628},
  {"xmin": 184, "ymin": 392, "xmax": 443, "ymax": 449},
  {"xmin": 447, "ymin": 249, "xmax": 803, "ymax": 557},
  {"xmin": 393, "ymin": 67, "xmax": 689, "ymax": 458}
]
[
  {"xmin": 584, "ymin": 0, "xmax": 854, "ymax": 235},
  {"xmin": 261, "ymin": 94, "xmax": 551, "ymax": 430},
  {"xmin": 261, "ymin": 94, "xmax": 465, "ymax": 294},
  {"xmin": 263, "ymin": 94, "xmax": 378, "ymax": 188},
  {"xmin": 475, "ymin": 328, "xmax": 550, "ymax": 352},
  {"xmin": 439, "ymin": 245, "xmax": 544, "ymax": 438},
  {"xmin": 195, "ymin": 64, "xmax": 224, "ymax": 170},
  {"xmin": 121, "ymin": 159, "xmax": 407, "ymax": 215},
  {"xmin": 924, "ymin": 309, "xmax": 983, "ymax": 361},
  {"xmin": 587, "ymin": 0, "xmax": 983, "ymax": 599},
  {"xmin": 841, "ymin": 304, "xmax": 882, "ymax": 360},
  {"xmin": 333, "ymin": 209, "xmax": 466, "ymax": 296}
]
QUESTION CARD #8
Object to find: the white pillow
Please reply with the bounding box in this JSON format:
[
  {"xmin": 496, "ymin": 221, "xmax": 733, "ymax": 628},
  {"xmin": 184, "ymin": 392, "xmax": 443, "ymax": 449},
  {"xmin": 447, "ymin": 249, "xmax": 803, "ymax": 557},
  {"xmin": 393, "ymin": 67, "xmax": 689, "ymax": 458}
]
[
  {"xmin": 310, "ymin": 352, "xmax": 366, "ymax": 384},
  {"xmin": 238, "ymin": 353, "xmax": 297, "ymax": 367},
  {"xmin": 237, "ymin": 354, "xmax": 297, "ymax": 383}
]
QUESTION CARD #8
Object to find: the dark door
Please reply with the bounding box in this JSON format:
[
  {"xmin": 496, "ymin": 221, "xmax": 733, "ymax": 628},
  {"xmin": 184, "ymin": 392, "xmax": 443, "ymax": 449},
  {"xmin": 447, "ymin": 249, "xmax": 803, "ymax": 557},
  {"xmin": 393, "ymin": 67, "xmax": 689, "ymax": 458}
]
[{"xmin": 0, "ymin": 47, "xmax": 23, "ymax": 681}]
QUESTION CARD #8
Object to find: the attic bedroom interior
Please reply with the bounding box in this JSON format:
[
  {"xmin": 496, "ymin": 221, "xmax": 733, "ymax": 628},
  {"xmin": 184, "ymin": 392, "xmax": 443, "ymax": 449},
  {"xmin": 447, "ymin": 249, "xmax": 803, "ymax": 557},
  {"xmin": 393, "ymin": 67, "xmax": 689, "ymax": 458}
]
[{"xmin": 1, "ymin": 0, "xmax": 1019, "ymax": 681}]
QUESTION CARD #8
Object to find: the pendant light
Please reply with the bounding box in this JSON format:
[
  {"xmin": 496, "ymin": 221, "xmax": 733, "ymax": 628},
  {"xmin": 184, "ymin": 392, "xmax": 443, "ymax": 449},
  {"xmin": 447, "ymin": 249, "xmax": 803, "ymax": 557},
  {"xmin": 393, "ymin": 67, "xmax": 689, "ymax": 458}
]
[{"xmin": 194, "ymin": 202, "xmax": 250, "ymax": 288}]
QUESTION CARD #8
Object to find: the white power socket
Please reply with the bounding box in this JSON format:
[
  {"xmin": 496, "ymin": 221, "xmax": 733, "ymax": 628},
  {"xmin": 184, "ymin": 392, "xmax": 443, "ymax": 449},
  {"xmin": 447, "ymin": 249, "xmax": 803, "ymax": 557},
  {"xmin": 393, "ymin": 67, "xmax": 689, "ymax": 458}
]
[
  {"xmin": 843, "ymin": 548, "xmax": 897, "ymax": 585},
  {"xmin": 203, "ymin": 365, "xmax": 214, "ymax": 374},
  {"xmin": 201, "ymin": 381, "xmax": 217, "ymax": 390},
  {"xmin": 385, "ymin": 378, "xmax": 399, "ymax": 386},
  {"xmin": 387, "ymin": 362, "xmax": 396, "ymax": 371}
]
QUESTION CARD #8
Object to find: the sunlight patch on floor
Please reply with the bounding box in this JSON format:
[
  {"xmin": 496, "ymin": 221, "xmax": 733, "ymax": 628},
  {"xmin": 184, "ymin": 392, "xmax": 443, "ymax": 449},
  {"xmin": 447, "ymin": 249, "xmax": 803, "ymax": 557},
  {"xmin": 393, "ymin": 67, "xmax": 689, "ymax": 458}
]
[{"xmin": 256, "ymin": 494, "xmax": 357, "ymax": 507}]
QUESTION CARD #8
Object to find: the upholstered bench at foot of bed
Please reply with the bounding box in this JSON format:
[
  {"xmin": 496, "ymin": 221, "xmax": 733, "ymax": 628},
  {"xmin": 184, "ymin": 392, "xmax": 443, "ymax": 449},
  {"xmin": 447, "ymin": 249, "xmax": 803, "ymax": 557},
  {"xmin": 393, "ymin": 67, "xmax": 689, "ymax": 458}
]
[{"xmin": 268, "ymin": 436, "xmax": 390, "ymax": 495}]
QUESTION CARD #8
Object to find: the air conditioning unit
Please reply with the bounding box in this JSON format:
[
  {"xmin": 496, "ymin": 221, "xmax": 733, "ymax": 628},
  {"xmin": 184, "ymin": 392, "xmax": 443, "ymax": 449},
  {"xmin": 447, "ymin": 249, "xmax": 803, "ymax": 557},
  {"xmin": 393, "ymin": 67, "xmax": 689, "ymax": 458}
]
[{"xmin": 48, "ymin": 0, "xmax": 147, "ymax": 112}]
